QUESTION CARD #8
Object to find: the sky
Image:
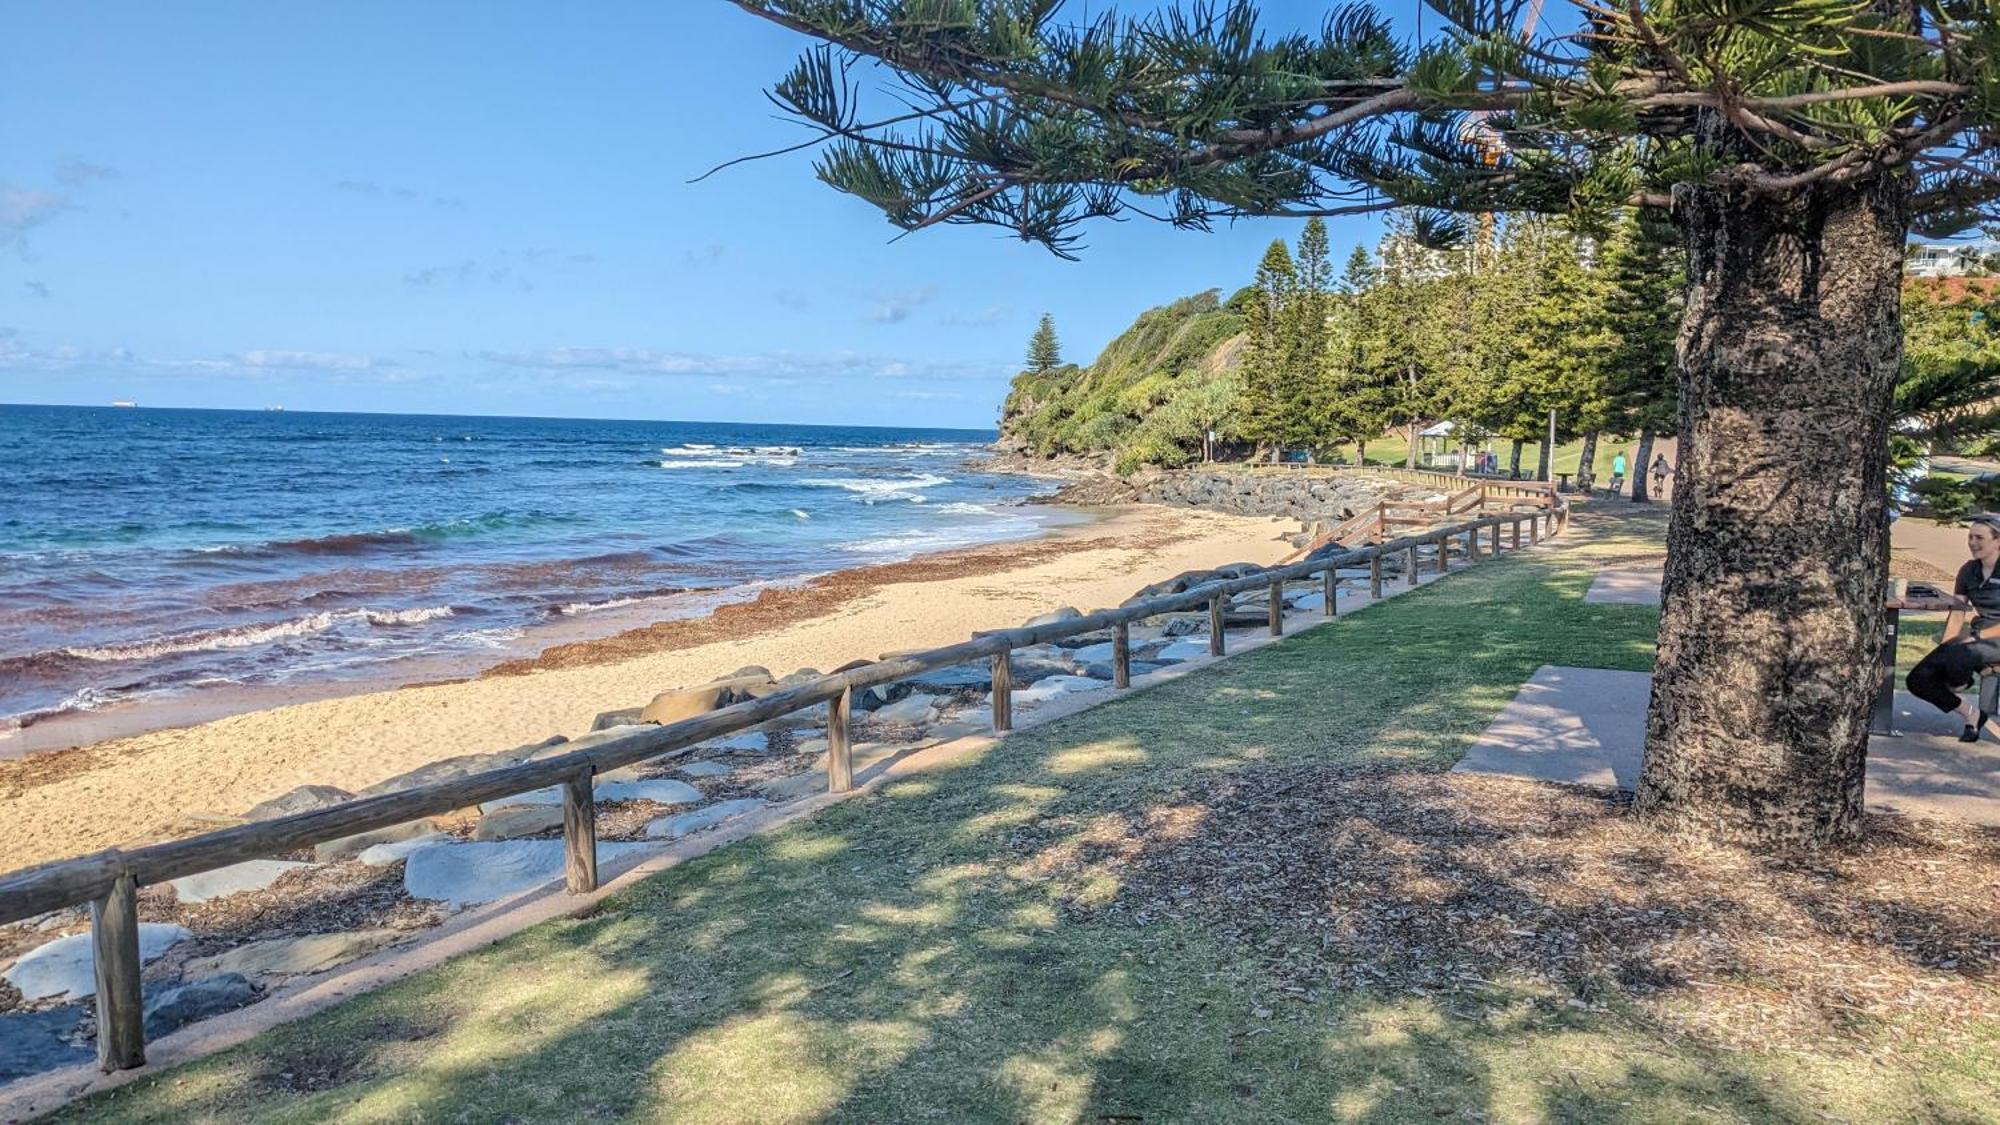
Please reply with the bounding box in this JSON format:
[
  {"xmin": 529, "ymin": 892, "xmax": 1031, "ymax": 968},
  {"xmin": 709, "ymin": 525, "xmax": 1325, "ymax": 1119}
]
[{"xmin": 0, "ymin": 1, "xmax": 1427, "ymax": 428}]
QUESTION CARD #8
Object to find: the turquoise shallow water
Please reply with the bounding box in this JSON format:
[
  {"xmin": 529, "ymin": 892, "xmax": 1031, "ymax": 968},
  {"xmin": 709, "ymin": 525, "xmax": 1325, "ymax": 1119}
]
[{"xmin": 0, "ymin": 405, "xmax": 1052, "ymax": 733}]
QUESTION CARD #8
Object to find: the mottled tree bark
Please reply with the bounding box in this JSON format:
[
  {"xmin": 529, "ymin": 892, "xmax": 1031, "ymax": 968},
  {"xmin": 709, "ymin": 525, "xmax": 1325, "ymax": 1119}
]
[
  {"xmin": 1631, "ymin": 433, "xmax": 1657, "ymax": 501},
  {"xmin": 1535, "ymin": 441, "xmax": 1551, "ymax": 482},
  {"xmin": 1576, "ymin": 431, "xmax": 1600, "ymax": 492},
  {"xmin": 1406, "ymin": 420, "xmax": 1419, "ymax": 469},
  {"xmin": 1508, "ymin": 439, "xmax": 1524, "ymax": 478},
  {"xmin": 1636, "ymin": 177, "xmax": 1908, "ymax": 847}
]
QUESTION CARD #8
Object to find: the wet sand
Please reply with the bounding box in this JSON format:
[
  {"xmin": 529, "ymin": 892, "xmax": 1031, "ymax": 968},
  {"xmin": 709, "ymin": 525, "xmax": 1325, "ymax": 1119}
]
[{"xmin": 0, "ymin": 504, "xmax": 1297, "ymax": 872}]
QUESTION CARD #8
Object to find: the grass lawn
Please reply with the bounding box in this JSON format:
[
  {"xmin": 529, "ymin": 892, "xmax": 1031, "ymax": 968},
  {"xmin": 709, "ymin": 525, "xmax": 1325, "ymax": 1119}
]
[
  {"xmin": 63, "ymin": 515, "xmax": 2000, "ymax": 1123},
  {"xmin": 1346, "ymin": 436, "xmax": 1641, "ymax": 480}
]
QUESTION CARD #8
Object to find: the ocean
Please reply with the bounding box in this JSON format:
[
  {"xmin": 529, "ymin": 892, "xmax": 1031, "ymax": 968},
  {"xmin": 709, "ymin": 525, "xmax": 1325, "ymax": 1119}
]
[{"xmin": 0, "ymin": 405, "xmax": 1057, "ymax": 747}]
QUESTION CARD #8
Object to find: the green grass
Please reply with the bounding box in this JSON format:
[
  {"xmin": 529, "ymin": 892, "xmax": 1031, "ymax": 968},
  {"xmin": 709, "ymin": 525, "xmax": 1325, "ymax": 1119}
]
[
  {"xmin": 1349, "ymin": 436, "xmax": 1640, "ymax": 480},
  {"xmin": 62, "ymin": 533, "xmax": 1997, "ymax": 1123}
]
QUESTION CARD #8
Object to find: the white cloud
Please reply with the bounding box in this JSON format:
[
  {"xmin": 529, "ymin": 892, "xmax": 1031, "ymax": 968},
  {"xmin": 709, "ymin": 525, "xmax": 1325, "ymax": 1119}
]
[
  {"xmin": 236, "ymin": 350, "xmax": 375, "ymax": 371},
  {"xmin": 22, "ymin": 281, "xmax": 50, "ymax": 299},
  {"xmin": 868, "ymin": 284, "xmax": 938, "ymax": 324},
  {"xmin": 0, "ymin": 186, "xmax": 68, "ymax": 237},
  {"xmin": 476, "ymin": 346, "xmax": 1004, "ymax": 382}
]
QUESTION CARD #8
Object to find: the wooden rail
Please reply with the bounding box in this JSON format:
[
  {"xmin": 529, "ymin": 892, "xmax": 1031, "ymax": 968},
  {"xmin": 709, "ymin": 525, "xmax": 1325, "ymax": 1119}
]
[{"xmin": 0, "ymin": 501, "xmax": 1568, "ymax": 1073}]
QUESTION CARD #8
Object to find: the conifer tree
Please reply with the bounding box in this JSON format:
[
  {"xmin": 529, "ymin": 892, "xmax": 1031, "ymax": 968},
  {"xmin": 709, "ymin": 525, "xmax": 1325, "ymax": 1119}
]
[
  {"xmin": 728, "ymin": 0, "xmax": 2000, "ymax": 845},
  {"xmin": 1240, "ymin": 239, "xmax": 1299, "ymax": 458},
  {"xmin": 1026, "ymin": 313, "xmax": 1063, "ymax": 374}
]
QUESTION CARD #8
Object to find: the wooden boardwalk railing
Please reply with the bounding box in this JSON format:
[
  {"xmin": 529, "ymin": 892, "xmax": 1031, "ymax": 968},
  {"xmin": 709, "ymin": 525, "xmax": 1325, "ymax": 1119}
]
[{"xmin": 0, "ymin": 496, "xmax": 1568, "ymax": 1074}]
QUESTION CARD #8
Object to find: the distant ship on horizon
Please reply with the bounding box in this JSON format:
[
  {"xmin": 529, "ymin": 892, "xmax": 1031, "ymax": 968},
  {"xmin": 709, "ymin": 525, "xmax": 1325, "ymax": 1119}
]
[
  {"xmin": 111, "ymin": 400, "xmax": 137, "ymax": 408},
  {"xmin": 266, "ymin": 405, "xmax": 285, "ymax": 412}
]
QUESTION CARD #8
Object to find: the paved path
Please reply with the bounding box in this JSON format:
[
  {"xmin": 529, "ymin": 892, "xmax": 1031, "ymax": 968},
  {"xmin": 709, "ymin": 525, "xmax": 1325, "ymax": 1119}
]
[
  {"xmin": 1583, "ymin": 570, "xmax": 1662, "ymax": 606},
  {"xmin": 1455, "ymin": 665, "xmax": 2000, "ymax": 827}
]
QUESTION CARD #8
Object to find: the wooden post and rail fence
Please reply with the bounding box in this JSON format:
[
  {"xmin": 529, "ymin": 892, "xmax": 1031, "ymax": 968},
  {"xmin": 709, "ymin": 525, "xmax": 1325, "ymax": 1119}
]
[{"xmin": 0, "ymin": 491, "xmax": 1569, "ymax": 1075}]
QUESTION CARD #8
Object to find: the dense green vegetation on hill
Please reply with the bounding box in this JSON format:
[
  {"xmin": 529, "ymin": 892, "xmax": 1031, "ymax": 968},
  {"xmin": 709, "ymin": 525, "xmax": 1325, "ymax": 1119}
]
[{"xmin": 1000, "ymin": 290, "xmax": 1248, "ymax": 473}]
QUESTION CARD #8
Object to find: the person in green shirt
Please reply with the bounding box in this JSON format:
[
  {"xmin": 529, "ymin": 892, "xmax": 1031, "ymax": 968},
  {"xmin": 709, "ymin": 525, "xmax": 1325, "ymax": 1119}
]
[{"xmin": 1609, "ymin": 451, "xmax": 1628, "ymax": 495}]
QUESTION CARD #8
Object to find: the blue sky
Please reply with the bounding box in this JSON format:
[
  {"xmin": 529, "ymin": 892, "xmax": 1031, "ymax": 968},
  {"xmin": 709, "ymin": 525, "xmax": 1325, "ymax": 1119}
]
[{"xmin": 1, "ymin": 1, "xmax": 1424, "ymax": 428}]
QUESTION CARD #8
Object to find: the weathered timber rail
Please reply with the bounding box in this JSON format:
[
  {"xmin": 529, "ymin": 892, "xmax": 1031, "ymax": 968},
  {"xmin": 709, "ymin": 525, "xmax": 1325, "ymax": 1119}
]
[{"xmin": 0, "ymin": 495, "xmax": 1568, "ymax": 1074}]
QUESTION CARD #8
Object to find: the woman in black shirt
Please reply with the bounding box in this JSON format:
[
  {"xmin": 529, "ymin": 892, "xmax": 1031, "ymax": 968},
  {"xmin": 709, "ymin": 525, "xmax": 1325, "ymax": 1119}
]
[{"xmin": 1907, "ymin": 513, "xmax": 2000, "ymax": 741}]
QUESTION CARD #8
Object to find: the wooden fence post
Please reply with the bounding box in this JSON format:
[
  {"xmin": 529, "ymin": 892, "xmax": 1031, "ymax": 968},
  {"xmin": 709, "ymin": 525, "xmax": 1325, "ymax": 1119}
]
[
  {"xmin": 1208, "ymin": 594, "xmax": 1226, "ymax": 656},
  {"xmin": 991, "ymin": 651, "xmax": 1013, "ymax": 732},
  {"xmin": 562, "ymin": 769, "xmax": 597, "ymax": 893},
  {"xmin": 1512, "ymin": 518, "xmax": 1522, "ymax": 549},
  {"xmin": 1322, "ymin": 568, "xmax": 1336, "ymax": 616},
  {"xmin": 1268, "ymin": 578, "xmax": 1283, "ymax": 636},
  {"xmin": 1407, "ymin": 545, "xmax": 1419, "ymax": 587},
  {"xmin": 92, "ymin": 870, "xmax": 144, "ymax": 1072},
  {"xmin": 1531, "ymin": 513, "xmax": 1542, "ymax": 544},
  {"xmin": 1369, "ymin": 554, "xmax": 1383, "ymax": 598},
  {"xmin": 1112, "ymin": 623, "xmax": 1131, "ymax": 689},
  {"xmin": 1466, "ymin": 527, "xmax": 1479, "ymax": 561},
  {"xmin": 1435, "ymin": 536, "xmax": 1449, "ymax": 575},
  {"xmin": 827, "ymin": 686, "xmax": 853, "ymax": 792}
]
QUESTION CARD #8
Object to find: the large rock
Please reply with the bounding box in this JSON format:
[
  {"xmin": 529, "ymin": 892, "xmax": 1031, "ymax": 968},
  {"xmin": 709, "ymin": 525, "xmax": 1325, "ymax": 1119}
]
[
  {"xmin": 591, "ymin": 707, "xmax": 643, "ymax": 730},
  {"xmin": 645, "ymin": 798, "xmax": 768, "ymax": 839},
  {"xmin": 1022, "ymin": 606, "xmax": 1082, "ymax": 629},
  {"xmin": 314, "ymin": 820, "xmax": 438, "ymax": 862},
  {"xmin": 170, "ymin": 860, "xmax": 313, "ymax": 904},
  {"xmin": 473, "ymin": 804, "xmax": 565, "ymax": 840},
  {"xmin": 241, "ymin": 785, "xmax": 353, "ymax": 822},
  {"xmin": 1069, "ymin": 641, "xmax": 1117, "ymax": 664},
  {"xmin": 1015, "ymin": 675, "xmax": 1108, "ymax": 705},
  {"xmin": 639, "ymin": 672, "xmax": 772, "ymax": 725},
  {"xmin": 866, "ymin": 694, "xmax": 938, "ymax": 727},
  {"xmin": 1082, "ymin": 660, "xmax": 1164, "ymax": 681},
  {"xmin": 358, "ymin": 832, "xmax": 449, "ymax": 867},
  {"xmin": 356, "ymin": 750, "xmax": 518, "ymax": 798},
  {"xmin": 676, "ymin": 760, "xmax": 732, "ymax": 778},
  {"xmin": 186, "ymin": 930, "xmax": 404, "ymax": 980},
  {"xmin": 477, "ymin": 777, "xmax": 701, "ymax": 812},
  {"xmin": 403, "ymin": 841, "xmax": 655, "ymax": 908},
  {"xmin": 904, "ymin": 663, "xmax": 992, "ymax": 693},
  {"xmin": 1154, "ymin": 640, "xmax": 1212, "ymax": 662},
  {"xmin": 142, "ymin": 974, "xmax": 257, "ymax": 1039},
  {"xmin": 0, "ymin": 1008, "xmax": 91, "ymax": 1083},
  {"xmin": 4, "ymin": 925, "xmax": 189, "ymax": 1002}
]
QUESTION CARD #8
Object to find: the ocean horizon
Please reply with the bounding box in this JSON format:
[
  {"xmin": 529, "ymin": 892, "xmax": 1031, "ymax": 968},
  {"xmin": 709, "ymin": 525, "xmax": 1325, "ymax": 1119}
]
[{"xmin": 0, "ymin": 403, "xmax": 1057, "ymax": 749}]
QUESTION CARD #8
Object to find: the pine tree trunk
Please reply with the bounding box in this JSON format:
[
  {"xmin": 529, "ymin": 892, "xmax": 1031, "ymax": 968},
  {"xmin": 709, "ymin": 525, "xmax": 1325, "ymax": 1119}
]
[
  {"xmin": 1576, "ymin": 431, "xmax": 1599, "ymax": 491},
  {"xmin": 1535, "ymin": 442, "xmax": 1552, "ymax": 481},
  {"xmin": 1406, "ymin": 424, "xmax": 1418, "ymax": 470},
  {"xmin": 1508, "ymin": 440, "xmax": 1523, "ymax": 478},
  {"xmin": 1356, "ymin": 440, "xmax": 1367, "ymax": 467},
  {"xmin": 1635, "ymin": 177, "xmax": 1908, "ymax": 848},
  {"xmin": 1631, "ymin": 433, "xmax": 1657, "ymax": 501}
]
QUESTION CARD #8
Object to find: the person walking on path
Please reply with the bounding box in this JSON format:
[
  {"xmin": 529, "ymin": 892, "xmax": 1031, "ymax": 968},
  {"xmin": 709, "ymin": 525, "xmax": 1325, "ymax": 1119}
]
[
  {"xmin": 1608, "ymin": 451, "xmax": 1628, "ymax": 496},
  {"xmin": 1908, "ymin": 513, "xmax": 2000, "ymax": 741},
  {"xmin": 1650, "ymin": 452, "xmax": 1673, "ymax": 500}
]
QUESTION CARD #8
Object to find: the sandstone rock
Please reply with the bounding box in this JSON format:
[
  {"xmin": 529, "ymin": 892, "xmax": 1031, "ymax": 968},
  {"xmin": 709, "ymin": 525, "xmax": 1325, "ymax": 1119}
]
[
  {"xmin": 1015, "ymin": 675, "xmax": 1107, "ymax": 705},
  {"xmin": 1081, "ymin": 660, "xmax": 1164, "ymax": 681},
  {"xmin": 142, "ymin": 974, "xmax": 256, "ymax": 1039},
  {"xmin": 676, "ymin": 760, "xmax": 732, "ymax": 778},
  {"xmin": 403, "ymin": 841, "xmax": 656, "ymax": 908},
  {"xmin": 645, "ymin": 798, "xmax": 769, "ymax": 839},
  {"xmin": 170, "ymin": 860, "xmax": 313, "ymax": 904},
  {"xmin": 866, "ymin": 694, "xmax": 938, "ymax": 727},
  {"xmin": 242, "ymin": 785, "xmax": 353, "ymax": 822},
  {"xmin": 314, "ymin": 820, "xmax": 440, "ymax": 862},
  {"xmin": 185, "ymin": 930, "xmax": 404, "ymax": 979},
  {"xmin": 1162, "ymin": 615, "xmax": 1208, "ymax": 637},
  {"xmin": 357, "ymin": 833, "xmax": 449, "ymax": 867},
  {"xmin": 599, "ymin": 778, "xmax": 701, "ymax": 805},
  {"xmin": 1155, "ymin": 640, "xmax": 1211, "ymax": 662},
  {"xmin": 1022, "ymin": 606, "xmax": 1082, "ymax": 628},
  {"xmin": 591, "ymin": 707, "xmax": 644, "ymax": 730},
  {"xmin": 4, "ymin": 925, "xmax": 189, "ymax": 1002},
  {"xmin": 473, "ymin": 804, "xmax": 564, "ymax": 840},
  {"xmin": 1069, "ymin": 641, "xmax": 1117, "ymax": 664},
  {"xmin": 904, "ymin": 664, "xmax": 991, "ymax": 692}
]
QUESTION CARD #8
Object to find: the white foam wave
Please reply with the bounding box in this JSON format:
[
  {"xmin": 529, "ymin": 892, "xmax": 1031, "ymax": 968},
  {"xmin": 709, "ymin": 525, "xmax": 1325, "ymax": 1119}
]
[
  {"xmin": 799, "ymin": 473, "xmax": 952, "ymax": 501},
  {"xmin": 62, "ymin": 606, "xmax": 457, "ymax": 663},
  {"xmin": 932, "ymin": 502, "xmax": 994, "ymax": 515},
  {"xmin": 659, "ymin": 459, "xmax": 747, "ymax": 469},
  {"xmin": 789, "ymin": 509, "xmax": 811, "ymax": 520}
]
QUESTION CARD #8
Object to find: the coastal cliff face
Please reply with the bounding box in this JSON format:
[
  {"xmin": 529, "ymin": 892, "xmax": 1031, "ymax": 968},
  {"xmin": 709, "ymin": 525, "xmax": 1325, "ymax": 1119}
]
[{"xmin": 998, "ymin": 289, "xmax": 1247, "ymax": 473}]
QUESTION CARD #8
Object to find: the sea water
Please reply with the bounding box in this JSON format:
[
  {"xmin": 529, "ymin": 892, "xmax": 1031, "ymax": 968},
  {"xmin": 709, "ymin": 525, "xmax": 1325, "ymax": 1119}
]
[{"xmin": 0, "ymin": 405, "xmax": 1055, "ymax": 740}]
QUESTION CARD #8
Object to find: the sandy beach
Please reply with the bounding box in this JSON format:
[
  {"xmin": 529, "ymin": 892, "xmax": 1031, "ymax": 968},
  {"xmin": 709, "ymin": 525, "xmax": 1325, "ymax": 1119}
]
[{"xmin": 0, "ymin": 503, "xmax": 1295, "ymax": 873}]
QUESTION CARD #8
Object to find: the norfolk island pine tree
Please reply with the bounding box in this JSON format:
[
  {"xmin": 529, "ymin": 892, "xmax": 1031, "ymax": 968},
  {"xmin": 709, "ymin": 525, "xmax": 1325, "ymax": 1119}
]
[{"xmin": 722, "ymin": 0, "xmax": 2000, "ymax": 849}]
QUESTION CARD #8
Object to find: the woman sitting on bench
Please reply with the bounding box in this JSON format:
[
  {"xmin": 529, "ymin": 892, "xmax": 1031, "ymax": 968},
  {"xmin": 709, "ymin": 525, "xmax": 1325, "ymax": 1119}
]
[{"xmin": 1907, "ymin": 512, "xmax": 2000, "ymax": 741}]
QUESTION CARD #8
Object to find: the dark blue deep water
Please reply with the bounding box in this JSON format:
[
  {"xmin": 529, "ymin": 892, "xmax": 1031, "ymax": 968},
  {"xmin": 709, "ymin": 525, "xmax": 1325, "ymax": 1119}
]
[{"xmin": 0, "ymin": 405, "xmax": 1051, "ymax": 735}]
